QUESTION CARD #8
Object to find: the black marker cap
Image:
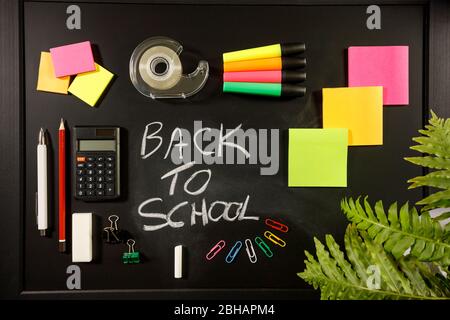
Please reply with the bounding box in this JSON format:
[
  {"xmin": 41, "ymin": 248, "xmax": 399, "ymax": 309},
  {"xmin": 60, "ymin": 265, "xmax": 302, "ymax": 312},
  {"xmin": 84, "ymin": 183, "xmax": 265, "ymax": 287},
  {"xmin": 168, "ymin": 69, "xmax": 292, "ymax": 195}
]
[
  {"xmin": 281, "ymin": 71, "xmax": 306, "ymax": 83},
  {"xmin": 281, "ymin": 85, "xmax": 306, "ymax": 97},
  {"xmin": 281, "ymin": 57, "xmax": 307, "ymax": 70},
  {"xmin": 280, "ymin": 43, "xmax": 306, "ymax": 56},
  {"xmin": 59, "ymin": 241, "xmax": 66, "ymax": 253}
]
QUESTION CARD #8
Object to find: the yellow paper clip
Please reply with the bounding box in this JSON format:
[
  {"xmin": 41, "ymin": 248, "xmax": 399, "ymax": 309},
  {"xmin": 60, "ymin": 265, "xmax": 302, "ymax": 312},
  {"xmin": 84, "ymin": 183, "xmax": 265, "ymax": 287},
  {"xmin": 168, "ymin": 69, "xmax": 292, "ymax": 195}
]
[{"xmin": 264, "ymin": 231, "xmax": 286, "ymax": 247}]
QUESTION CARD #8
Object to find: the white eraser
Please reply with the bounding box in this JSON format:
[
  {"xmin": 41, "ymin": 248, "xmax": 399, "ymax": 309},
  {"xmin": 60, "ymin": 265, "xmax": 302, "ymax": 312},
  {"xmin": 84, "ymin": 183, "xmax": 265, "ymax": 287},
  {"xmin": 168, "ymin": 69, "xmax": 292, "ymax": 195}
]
[
  {"xmin": 174, "ymin": 245, "xmax": 183, "ymax": 279},
  {"xmin": 72, "ymin": 213, "xmax": 93, "ymax": 262}
]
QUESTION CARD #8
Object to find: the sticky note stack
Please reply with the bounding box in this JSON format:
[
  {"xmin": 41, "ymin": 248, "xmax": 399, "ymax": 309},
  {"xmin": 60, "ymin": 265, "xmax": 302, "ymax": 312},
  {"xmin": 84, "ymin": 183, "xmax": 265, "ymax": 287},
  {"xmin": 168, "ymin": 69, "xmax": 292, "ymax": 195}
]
[
  {"xmin": 288, "ymin": 45, "xmax": 409, "ymax": 187},
  {"xmin": 222, "ymin": 43, "xmax": 307, "ymax": 98},
  {"xmin": 320, "ymin": 46, "xmax": 409, "ymax": 144},
  {"xmin": 36, "ymin": 41, "xmax": 114, "ymax": 107}
]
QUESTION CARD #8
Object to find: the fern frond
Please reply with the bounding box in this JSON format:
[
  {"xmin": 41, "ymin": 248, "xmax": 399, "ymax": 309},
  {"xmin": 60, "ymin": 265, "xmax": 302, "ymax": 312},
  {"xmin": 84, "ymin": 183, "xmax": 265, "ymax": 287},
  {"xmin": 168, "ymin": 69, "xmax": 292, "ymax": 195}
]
[
  {"xmin": 341, "ymin": 197, "xmax": 450, "ymax": 267},
  {"xmin": 404, "ymin": 156, "xmax": 450, "ymax": 170},
  {"xmin": 298, "ymin": 225, "xmax": 450, "ymax": 300},
  {"xmin": 405, "ymin": 111, "xmax": 450, "ymax": 209},
  {"xmin": 432, "ymin": 211, "xmax": 450, "ymax": 222},
  {"xmin": 417, "ymin": 190, "xmax": 450, "ymax": 209},
  {"xmin": 407, "ymin": 170, "xmax": 450, "ymax": 189}
]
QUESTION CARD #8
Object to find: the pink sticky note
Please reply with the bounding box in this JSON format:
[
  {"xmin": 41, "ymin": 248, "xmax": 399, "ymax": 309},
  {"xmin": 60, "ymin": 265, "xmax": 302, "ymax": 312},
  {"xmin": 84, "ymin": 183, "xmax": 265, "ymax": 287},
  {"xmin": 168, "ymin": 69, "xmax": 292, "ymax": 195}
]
[
  {"xmin": 348, "ymin": 46, "xmax": 409, "ymax": 105},
  {"xmin": 50, "ymin": 41, "xmax": 95, "ymax": 77}
]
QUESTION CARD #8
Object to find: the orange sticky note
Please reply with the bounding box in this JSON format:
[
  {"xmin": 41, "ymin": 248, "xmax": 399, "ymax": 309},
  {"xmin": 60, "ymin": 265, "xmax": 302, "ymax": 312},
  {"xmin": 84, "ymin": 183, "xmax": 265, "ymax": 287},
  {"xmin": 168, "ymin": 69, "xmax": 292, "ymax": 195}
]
[
  {"xmin": 323, "ymin": 86, "xmax": 383, "ymax": 146},
  {"xmin": 36, "ymin": 52, "xmax": 70, "ymax": 94}
]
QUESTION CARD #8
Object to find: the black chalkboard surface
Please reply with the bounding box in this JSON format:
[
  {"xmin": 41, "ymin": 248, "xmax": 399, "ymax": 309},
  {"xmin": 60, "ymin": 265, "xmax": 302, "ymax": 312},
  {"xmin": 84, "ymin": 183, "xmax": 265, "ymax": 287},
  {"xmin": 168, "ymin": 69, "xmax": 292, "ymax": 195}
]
[{"xmin": 24, "ymin": 2, "xmax": 425, "ymax": 293}]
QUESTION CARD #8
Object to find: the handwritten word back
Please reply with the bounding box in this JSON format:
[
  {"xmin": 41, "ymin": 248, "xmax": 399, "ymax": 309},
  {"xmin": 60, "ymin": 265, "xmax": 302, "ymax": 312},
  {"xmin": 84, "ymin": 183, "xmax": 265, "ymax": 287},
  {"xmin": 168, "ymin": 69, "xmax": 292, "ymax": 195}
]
[{"xmin": 140, "ymin": 121, "xmax": 279, "ymax": 176}]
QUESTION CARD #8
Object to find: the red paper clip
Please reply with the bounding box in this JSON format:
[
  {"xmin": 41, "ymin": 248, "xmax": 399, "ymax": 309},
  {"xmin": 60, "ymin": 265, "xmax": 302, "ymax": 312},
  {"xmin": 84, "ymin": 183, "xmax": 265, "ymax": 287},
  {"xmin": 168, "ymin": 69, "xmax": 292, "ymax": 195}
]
[
  {"xmin": 265, "ymin": 219, "xmax": 289, "ymax": 233},
  {"xmin": 206, "ymin": 240, "xmax": 226, "ymax": 260}
]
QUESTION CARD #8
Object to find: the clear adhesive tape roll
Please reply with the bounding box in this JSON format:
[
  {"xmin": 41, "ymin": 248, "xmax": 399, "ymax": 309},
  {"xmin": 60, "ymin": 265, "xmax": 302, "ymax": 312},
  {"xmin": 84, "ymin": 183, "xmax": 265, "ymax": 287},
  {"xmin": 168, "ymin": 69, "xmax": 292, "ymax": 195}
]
[{"xmin": 138, "ymin": 45, "xmax": 182, "ymax": 91}]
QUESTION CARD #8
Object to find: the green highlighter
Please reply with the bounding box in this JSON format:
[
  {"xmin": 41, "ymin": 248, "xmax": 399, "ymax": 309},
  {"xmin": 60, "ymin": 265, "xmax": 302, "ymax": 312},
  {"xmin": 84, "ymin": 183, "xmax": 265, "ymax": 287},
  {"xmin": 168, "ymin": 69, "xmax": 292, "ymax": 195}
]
[{"xmin": 223, "ymin": 82, "xmax": 306, "ymax": 97}]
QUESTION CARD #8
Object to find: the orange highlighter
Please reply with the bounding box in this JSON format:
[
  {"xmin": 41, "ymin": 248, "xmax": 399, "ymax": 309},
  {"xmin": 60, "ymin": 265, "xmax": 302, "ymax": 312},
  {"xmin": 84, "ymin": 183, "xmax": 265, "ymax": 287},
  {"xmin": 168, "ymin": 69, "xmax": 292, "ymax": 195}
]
[{"xmin": 224, "ymin": 57, "xmax": 306, "ymax": 72}]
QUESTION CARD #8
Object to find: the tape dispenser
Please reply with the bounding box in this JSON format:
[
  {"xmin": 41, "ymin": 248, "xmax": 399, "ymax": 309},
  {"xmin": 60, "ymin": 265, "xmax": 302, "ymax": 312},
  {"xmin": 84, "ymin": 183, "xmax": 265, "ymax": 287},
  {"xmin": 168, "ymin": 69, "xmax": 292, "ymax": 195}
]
[{"xmin": 129, "ymin": 36, "xmax": 209, "ymax": 99}]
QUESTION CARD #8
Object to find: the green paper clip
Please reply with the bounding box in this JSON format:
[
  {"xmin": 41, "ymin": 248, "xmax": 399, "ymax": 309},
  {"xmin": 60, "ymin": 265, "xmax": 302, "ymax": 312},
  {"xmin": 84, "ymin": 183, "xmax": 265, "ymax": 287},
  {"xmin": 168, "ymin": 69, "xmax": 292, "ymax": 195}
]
[
  {"xmin": 122, "ymin": 239, "xmax": 140, "ymax": 264},
  {"xmin": 255, "ymin": 236, "xmax": 273, "ymax": 258}
]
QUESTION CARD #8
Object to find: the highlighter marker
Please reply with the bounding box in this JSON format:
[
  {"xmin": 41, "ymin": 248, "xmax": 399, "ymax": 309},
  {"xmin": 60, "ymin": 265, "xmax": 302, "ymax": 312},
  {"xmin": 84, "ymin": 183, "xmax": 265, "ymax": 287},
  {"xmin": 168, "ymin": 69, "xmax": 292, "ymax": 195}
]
[
  {"xmin": 223, "ymin": 57, "xmax": 306, "ymax": 72},
  {"xmin": 223, "ymin": 82, "xmax": 306, "ymax": 97},
  {"xmin": 223, "ymin": 43, "xmax": 306, "ymax": 63},
  {"xmin": 223, "ymin": 71, "xmax": 306, "ymax": 83}
]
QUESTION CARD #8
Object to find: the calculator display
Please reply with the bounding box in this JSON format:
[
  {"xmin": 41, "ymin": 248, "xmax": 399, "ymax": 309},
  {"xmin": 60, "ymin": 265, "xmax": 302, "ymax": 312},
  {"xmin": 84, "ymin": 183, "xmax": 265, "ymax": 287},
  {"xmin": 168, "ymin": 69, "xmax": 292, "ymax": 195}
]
[{"xmin": 79, "ymin": 140, "xmax": 116, "ymax": 151}]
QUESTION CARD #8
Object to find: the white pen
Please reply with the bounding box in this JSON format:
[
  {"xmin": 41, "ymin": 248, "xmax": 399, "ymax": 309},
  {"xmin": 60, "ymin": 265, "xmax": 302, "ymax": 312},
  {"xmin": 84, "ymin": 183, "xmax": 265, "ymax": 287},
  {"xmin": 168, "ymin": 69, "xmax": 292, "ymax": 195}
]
[{"xmin": 37, "ymin": 128, "xmax": 48, "ymax": 236}]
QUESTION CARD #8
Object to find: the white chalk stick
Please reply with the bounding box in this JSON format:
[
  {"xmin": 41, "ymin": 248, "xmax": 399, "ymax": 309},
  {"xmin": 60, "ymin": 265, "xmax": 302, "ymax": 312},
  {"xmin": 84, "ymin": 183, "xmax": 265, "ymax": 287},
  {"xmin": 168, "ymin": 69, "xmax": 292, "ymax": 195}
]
[
  {"xmin": 72, "ymin": 213, "xmax": 93, "ymax": 262},
  {"xmin": 174, "ymin": 245, "xmax": 183, "ymax": 279}
]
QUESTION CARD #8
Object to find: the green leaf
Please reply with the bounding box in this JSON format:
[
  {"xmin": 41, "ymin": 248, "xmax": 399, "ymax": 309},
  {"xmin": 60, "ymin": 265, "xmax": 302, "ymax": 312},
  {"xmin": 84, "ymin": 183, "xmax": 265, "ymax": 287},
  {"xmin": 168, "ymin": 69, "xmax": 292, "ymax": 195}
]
[
  {"xmin": 341, "ymin": 197, "xmax": 450, "ymax": 266},
  {"xmin": 362, "ymin": 231, "xmax": 413, "ymax": 294},
  {"xmin": 417, "ymin": 190, "xmax": 450, "ymax": 208},
  {"xmin": 405, "ymin": 112, "xmax": 450, "ymax": 209},
  {"xmin": 298, "ymin": 225, "xmax": 450, "ymax": 300},
  {"xmin": 374, "ymin": 200, "xmax": 389, "ymax": 226},
  {"xmin": 314, "ymin": 237, "xmax": 343, "ymax": 281},
  {"xmin": 405, "ymin": 156, "xmax": 450, "ymax": 170},
  {"xmin": 432, "ymin": 211, "xmax": 450, "ymax": 221},
  {"xmin": 388, "ymin": 202, "xmax": 400, "ymax": 229},
  {"xmin": 411, "ymin": 239, "xmax": 426, "ymax": 257},
  {"xmin": 399, "ymin": 202, "xmax": 411, "ymax": 233},
  {"xmin": 423, "ymin": 199, "xmax": 450, "ymax": 212},
  {"xmin": 391, "ymin": 236, "xmax": 415, "ymax": 259},
  {"xmin": 408, "ymin": 175, "xmax": 450, "ymax": 190},
  {"xmin": 398, "ymin": 258, "xmax": 432, "ymax": 297},
  {"xmin": 344, "ymin": 225, "xmax": 370, "ymax": 283},
  {"xmin": 326, "ymin": 235, "xmax": 359, "ymax": 285}
]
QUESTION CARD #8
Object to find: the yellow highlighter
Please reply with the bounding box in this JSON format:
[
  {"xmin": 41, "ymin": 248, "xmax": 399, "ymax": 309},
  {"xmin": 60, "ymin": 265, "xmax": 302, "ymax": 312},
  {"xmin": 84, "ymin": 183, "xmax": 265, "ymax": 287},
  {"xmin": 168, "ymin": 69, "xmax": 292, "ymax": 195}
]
[{"xmin": 223, "ymin": 43, "xmax": 305, "ymax": 63}]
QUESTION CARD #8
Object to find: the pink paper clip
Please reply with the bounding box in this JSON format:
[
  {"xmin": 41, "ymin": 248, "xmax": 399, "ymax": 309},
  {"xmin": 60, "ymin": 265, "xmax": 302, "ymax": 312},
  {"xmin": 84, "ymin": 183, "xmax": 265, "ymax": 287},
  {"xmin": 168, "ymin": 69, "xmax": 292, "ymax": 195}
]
[
  {"xmin": 206, "ymin": 240, "xmax": 226, "ymax": 260},
  {"xmin": 265, "ymin": 218, "xmax": 289, "ymax": 233}
]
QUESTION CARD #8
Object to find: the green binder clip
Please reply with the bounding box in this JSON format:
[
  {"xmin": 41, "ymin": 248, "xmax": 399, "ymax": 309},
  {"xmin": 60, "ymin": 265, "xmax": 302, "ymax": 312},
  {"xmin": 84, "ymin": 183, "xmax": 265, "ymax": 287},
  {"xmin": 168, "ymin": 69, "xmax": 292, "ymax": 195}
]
[{"xmin": 122, "ymin": 239, "xmax": 140, "ymax": 264}]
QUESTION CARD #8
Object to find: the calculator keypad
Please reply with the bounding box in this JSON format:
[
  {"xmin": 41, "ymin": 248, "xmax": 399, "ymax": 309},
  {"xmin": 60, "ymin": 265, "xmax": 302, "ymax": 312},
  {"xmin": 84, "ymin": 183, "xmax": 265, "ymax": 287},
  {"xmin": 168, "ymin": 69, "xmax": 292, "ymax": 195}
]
[{"xmin": 76, "ymin": 154, "xmax": 116, "ymax": 199}]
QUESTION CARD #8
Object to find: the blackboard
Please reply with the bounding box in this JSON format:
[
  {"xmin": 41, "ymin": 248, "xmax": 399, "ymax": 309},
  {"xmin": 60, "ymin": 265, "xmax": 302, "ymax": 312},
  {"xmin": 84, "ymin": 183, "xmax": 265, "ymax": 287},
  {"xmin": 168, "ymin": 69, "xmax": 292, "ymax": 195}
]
[{"xmin": 23, "ymin": 1, "xmax": 425, "ymax": 294}]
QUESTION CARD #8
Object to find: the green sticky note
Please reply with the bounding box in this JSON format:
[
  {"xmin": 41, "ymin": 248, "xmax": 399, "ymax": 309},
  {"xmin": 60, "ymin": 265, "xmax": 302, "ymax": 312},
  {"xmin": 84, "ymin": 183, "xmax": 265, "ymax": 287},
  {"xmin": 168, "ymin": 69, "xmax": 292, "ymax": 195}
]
[{"xmin": 288, "ymin": 128, "xmax": 348, "ymax": 187}]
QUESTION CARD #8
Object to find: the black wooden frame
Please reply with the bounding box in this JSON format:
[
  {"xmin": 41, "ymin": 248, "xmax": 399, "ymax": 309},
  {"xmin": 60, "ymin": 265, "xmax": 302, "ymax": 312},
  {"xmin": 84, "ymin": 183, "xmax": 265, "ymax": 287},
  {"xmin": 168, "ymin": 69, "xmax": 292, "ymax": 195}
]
[{"xmin": 1, "ymin": 0, "xmax": 449, "ymax": 299}]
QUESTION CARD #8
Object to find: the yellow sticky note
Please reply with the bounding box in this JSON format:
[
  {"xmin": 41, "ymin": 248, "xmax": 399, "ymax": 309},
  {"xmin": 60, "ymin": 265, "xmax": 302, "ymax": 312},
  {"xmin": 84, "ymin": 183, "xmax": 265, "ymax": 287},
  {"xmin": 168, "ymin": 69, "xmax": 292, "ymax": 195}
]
[
  {"xmin": 36, "ymin": 52, "xmax": 70, "ymax": 94},
  {"xmin": 68, "ymin": 63, "xmax": 114, "ymax": 107},
  {"xmin": 323, "ymin": 86, "xmax": 383, "ymax": 146}
]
